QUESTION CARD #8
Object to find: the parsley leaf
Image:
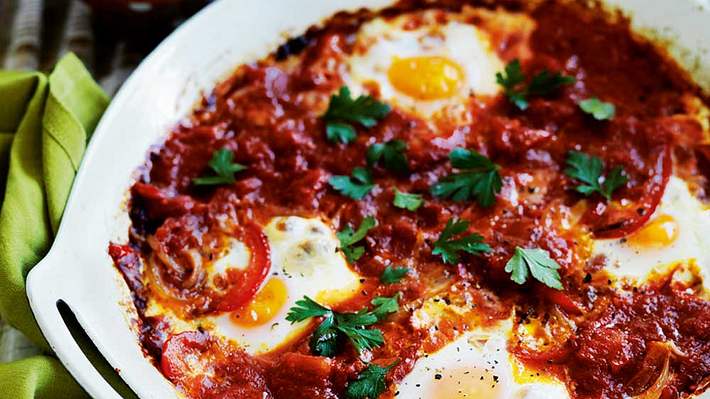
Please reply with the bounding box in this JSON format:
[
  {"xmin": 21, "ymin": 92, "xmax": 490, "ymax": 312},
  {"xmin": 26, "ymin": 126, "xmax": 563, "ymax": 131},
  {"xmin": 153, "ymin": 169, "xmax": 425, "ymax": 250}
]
[
  {"xmin": 564, "ymin": 151, "xmax": 628, "ymax": 201},
  {"xmin": 579, "ymin": 97, "xmax": 615, "ymax": 120},
  {"xmin": 193, "ymin": 148, "xmax": 246, "ymax": 186},
  {"xmin": 329, "ymin": 167, "xmax": 376, "ymax": 200},
  {"xmin": 496, "ymin": 59, "xmax": 528, "ymax": 109},
  {"xmin": 527, "ymin": 70, "xmax": 576, "ymax": 96},
  {"xmin": 370, "ymin": 294, "xmax": 400, "ymax": 321},
  {"xmin": 337, "ymin": 216, "xmax": 377, "ymax": 263},
  {"xmin": 310, "ymin": 313, "xmax": 339, "ymax": 357},
  {"xmin": 601, "ymin": 166, "xmax": 627, "ymax": 199},
  {"xmin": 337, "ymin": 309, "xmax": 380, "ymax": 328},
  {"xmin": 496, "ymin": 59, "xmax": 575, "ymax": 110},
  {"xmin": 380, "ymin": 265, "xmax": 410, "ymax": 284},
  {"xmin": 340, "ymin": 326, "xmax": 384, "ymax": 354},
  {"xmin": 430, "ymin": 147, "xmax": 502, "ymax": 207},
  {"xmin": 323, "ymin": 86, "xmax": 391, "ymax": 144},
  {"xmin": 286, "ymin": 301, "xmax": 342, "ymax": 356},
  {"xmin": 346, "ymin": 361, "xmax": 398, "ymax": 399},
  {"xmin": 285, "ymin": 296, "xmax": 332, "ymax": 322},
  {"xmin": 504, "ymin": 247, "xmax": 563, "ymax": 290},
  {"xmin": 566, "ymin": 151, "xmax": 603, "ymax": 196},
  {"xmin": 393, "ymin": 189, "xmax": 423, "ymax": 211},
  {"xmin": 367, "ymin": 140, "xmax": 408, "ymax": 173},
  {"xmin": 432, "ymin": 218, "xmax": 491, "ymax": 265},
  {"xmin": 327, "ymin": 122, "xmax": 357, "ymax": 144},
  {"xmin": 287, "ymin": 295, "xmax": 391, "ymax": 356}
]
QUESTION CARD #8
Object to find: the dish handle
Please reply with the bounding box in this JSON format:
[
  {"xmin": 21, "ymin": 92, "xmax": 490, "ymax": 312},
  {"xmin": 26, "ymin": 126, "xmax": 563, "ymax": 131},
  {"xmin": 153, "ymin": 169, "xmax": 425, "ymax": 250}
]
[{"xmin": 26, "ymin": 251, "xmax": 124, "ymax": 399}]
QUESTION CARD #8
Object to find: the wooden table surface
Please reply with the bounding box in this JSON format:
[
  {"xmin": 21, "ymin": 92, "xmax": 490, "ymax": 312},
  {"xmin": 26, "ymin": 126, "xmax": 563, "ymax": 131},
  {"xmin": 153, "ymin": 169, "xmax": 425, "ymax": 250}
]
[{"xmin": 0, "ymin": 0, "xmax": 206, "ymax": 364}]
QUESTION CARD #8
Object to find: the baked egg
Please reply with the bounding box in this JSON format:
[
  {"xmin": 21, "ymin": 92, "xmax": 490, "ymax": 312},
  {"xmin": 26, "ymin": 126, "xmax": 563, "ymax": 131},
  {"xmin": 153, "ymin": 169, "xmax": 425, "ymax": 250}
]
[{"xmin": 345, "ymin": 11, "xmax": 504, "ymax": 120}]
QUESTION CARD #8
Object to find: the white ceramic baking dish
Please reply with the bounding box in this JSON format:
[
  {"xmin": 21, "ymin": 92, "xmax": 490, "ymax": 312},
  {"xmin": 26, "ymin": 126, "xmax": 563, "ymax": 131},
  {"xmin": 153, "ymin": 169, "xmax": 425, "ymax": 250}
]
[{"xmin": 25, "ymin": 0, "xmax": 710, "ymax": 398}]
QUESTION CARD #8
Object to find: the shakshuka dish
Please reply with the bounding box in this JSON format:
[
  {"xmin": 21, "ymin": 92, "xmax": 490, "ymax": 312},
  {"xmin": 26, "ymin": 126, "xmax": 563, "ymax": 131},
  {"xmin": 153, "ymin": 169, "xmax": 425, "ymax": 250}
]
[{"xmin": 108, "ymin": 1, "xmax": 710, "ymax": 398}]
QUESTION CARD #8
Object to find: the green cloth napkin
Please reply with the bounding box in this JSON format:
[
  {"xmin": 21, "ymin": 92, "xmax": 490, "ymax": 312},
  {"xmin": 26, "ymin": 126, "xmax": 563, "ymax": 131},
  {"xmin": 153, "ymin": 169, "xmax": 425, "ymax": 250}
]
[{"xmin": 0, "ymin": 53, "xmax": 134, "ymax": 398}]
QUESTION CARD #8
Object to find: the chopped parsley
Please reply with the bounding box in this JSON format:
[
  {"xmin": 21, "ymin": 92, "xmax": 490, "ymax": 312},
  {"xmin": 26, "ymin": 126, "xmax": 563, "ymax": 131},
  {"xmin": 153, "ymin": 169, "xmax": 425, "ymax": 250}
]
[
  {"xmin": 285, "ymin": 296, "xmax": 331, "ymax": 321},
  {"xmin": 496, "ymin": 59, "xmax": 575, "ymax": 110},
  {"xmin": 345, "ymin": 361, "xmax": 399, "ymax": 399},
  {"xmin": 309, "ymin": 313, "xmax": 339, "ymax": 356},
  {"xmin": 329, "ymin": 167, "xmax": 376, "ymax": 200},
  {"xmin": 380, "ymin": 265, "xmax": 410, "ymax": 284},
  {"xmin": 286, "ymin": 295, "xmax": 399, "ymax": 356},
  {"xmin": 504, "ymin": 247, "xmax": 563, "ymax": 290},
  {"xmin": 337, "ymin": 216, "xmax": 377, "ymax": 264},
  {"xmin": 430, "ymin": 147, "xmax": 502, "ymax": 207},
  {"xmin": 393, "ymin": 189, "xmax": 423, "ymax": 211},
  {"xmin": 370, "ymin": 293, "xmax": 400, "ymax": 321},
  {"xmin": 527, "ymin": 70, "xmax": 576, "ymax": 96},
  {"xmin": 579, "ymin": 97, "xmax": 616, "ymax": 120},
  {"xmin": 323, "ymin": 86, "xmax": 391, "ymax": 144},
  {"xmin": 367, "ymin": 140, "xmax": 408, "ymax": 173},
  {"xmin": 193, "ymin": 148, "xmax": 246, "ymax": 186},
  {"xmin": 432, "ymin": 218, "xmax": 491, "ymax": 265},
  {"xmin": 564, "ymin": 151, "xmax": 627, "ymax": 201},
  {"xmin": 496, "ymin": 60, "xmax": 526, "ymax": 108}
]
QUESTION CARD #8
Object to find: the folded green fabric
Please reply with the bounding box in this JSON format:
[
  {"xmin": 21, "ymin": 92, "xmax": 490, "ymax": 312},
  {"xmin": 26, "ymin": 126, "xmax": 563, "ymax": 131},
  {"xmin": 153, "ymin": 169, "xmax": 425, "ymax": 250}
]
[
  {"xmin": 0, "ymin": 357, "xmax": 87, "ymax": 399},
  {"xmin": 0, "ymin": 54, "xmax": 134, "ymax": 398}
]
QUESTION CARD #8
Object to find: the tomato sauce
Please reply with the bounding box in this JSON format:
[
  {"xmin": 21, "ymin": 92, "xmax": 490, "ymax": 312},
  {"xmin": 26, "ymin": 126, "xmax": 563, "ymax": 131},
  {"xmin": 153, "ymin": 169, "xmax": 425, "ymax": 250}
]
[{"xmin": 109, "ymin": 1, "xmax": 710, "ymax": 398}]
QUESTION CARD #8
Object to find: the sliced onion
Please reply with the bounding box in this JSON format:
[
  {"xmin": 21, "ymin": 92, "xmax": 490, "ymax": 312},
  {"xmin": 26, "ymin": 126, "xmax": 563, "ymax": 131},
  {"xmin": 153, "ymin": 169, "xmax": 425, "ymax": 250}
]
[
  {"xmin": 180, "ymin": 249, "xmax": 205, "ymax": 289},
  {"xmin": 629, "ymin": 341, "xmax": 673, "ymax": 399},
  {"xmin": 147, "ymin": 235, "xmax": 187, "ymax": 277},
  {"xmin": 146, "ymin": 235, "xmax": 205, "ymax": 302},
  {"xmin": 512, "ymin": 307, "xmax": 575, "ymax": 363}
]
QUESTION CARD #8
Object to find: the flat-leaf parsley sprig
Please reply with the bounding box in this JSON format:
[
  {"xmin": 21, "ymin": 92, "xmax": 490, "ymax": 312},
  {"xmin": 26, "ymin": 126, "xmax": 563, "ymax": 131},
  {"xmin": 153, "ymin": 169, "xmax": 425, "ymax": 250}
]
[
  {"xmin": 367, "ymin": 139, "xmax": 408, "ymax": 173},
  {"xmin": 495, "ymin": 59, "xmax": 526, "ymax": 108},
  {"xmin": 193, "ymin": 148, "xmax": 246, "ymax": 186},
  {"xmin": 370, "ymin": 293, "xmax": 400, "ymax": 321},
  {"xmin": 430, "ymin": 147, "xmax": 502, "ymax": 207},
  {"xmin": 380, "ymin": 265, "xmax": 410, "ymax": 284},
  {"xmin": 579, "ymin": 97, "xmax": 615, "ymax": 120},
  {"xmin": 329, "ymin": 167, "xmax": 377, "ymax": 200},
  {"xmin": 337, "ymin": 216, "xmax": 377, "ymax": 264},
  {"xmin": 432, "ymin": 218, "xmax": 491, "ymax": 265},
  {"xmin": 504, "ymin": 247, "xmax": 563, "ymax": 290},
  {"xmin": 496, "ymin": 59, "xmax": 575, "ymax": 110},
  {"xmin": 392, "ymin": 189, "xmax": 423, "ymax": 211},
  {"xmin": 323, "ymin": 86, "xmax": 391, "ymax": 144},
  {"xmin": 286, "ymin": 295, "xmax": 399, "ymax": 357},
  {"xmin": 564, "ymin": 151, "xmax": 627, "ymax": 201},
  {"xmin": 345, "ymin": 361, "xmax": 399, "ymax": 399}
]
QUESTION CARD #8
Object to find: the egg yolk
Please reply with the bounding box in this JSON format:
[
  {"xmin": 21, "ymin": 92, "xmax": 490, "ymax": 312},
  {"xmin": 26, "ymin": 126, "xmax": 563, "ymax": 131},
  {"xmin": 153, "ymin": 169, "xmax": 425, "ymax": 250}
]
[
  {"xmin": 627, "ymin": 214, "xmax": 679, "ymax": 248},
  {"xmin": 231, "ymin": 278, "xmax": 287, "ymax": 327},
  {"xmin": 511, "ymin": 358, "xmax": 557, "ymax": 385},
  {"xmin": 388, "ymin": 56, "xmax": 464, "ymax": 100}
]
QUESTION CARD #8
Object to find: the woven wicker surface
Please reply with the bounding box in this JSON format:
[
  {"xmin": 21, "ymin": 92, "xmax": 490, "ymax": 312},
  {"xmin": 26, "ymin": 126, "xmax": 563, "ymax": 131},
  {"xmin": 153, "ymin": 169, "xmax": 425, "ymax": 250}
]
[{"xmin": 0, "ymin": 0, "xmax": 204, "ymax": 364}]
